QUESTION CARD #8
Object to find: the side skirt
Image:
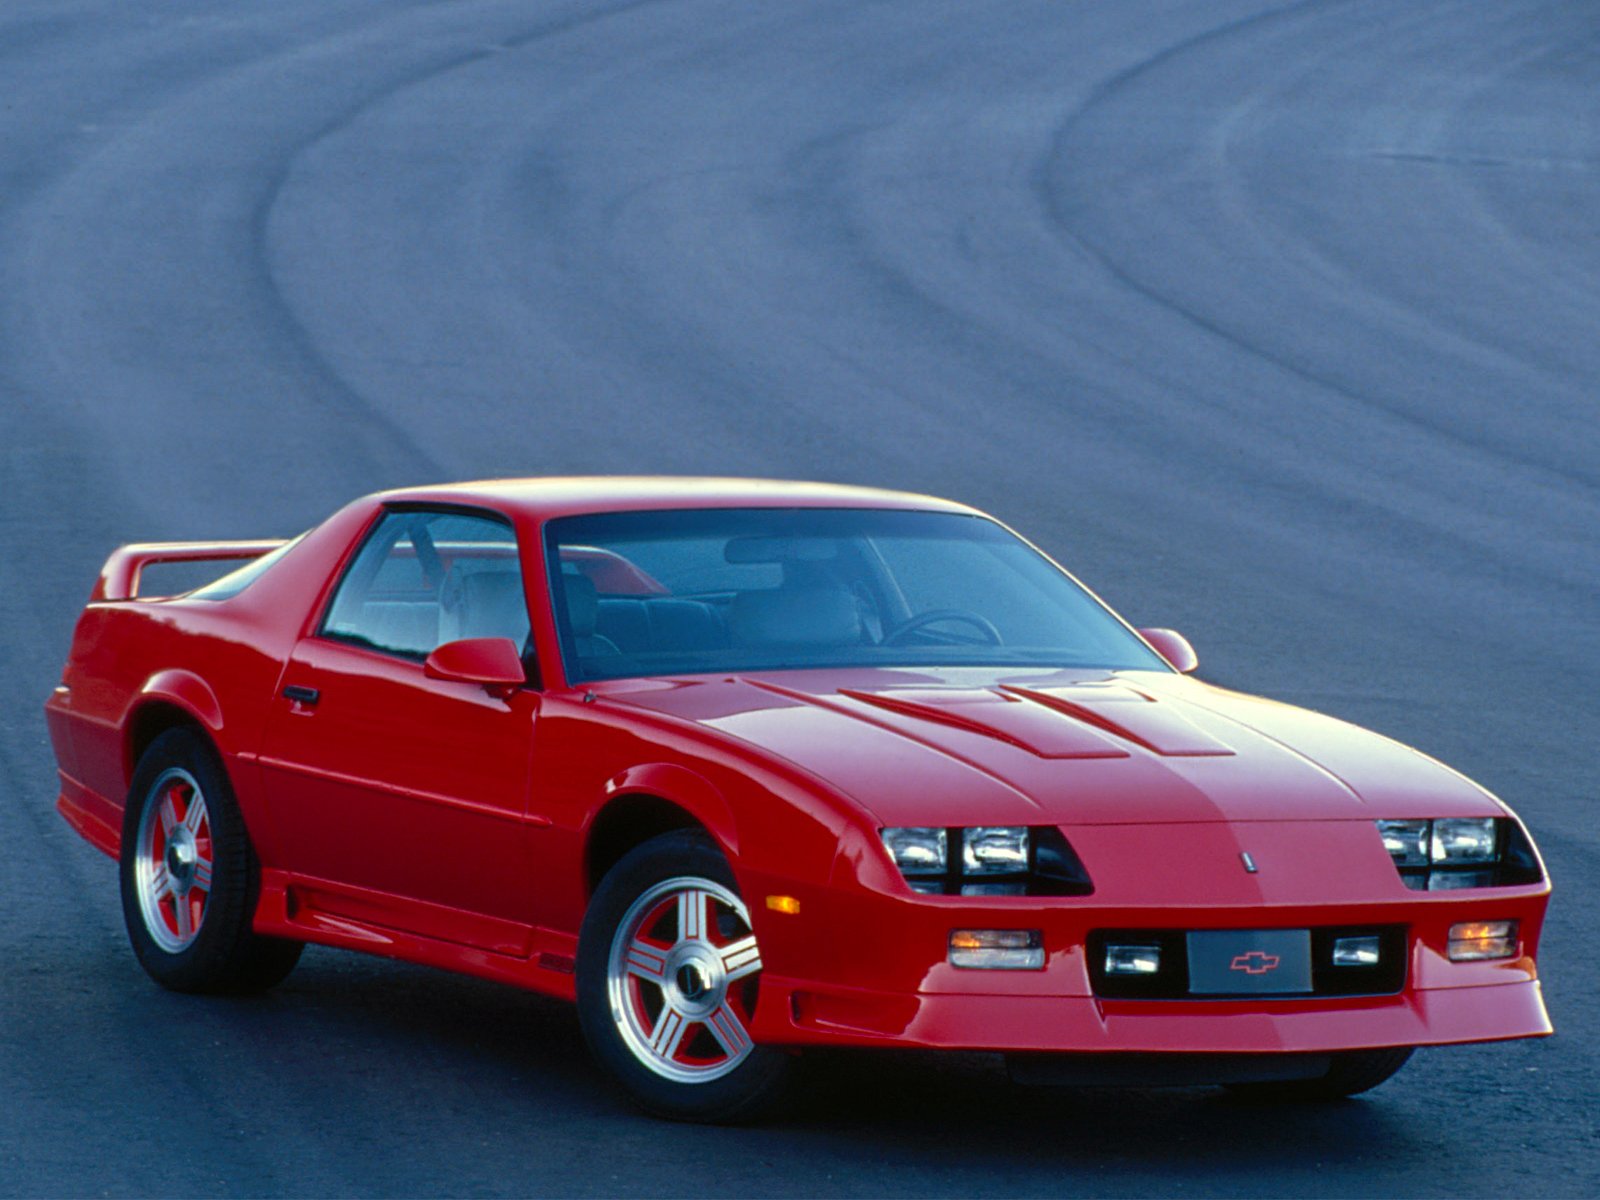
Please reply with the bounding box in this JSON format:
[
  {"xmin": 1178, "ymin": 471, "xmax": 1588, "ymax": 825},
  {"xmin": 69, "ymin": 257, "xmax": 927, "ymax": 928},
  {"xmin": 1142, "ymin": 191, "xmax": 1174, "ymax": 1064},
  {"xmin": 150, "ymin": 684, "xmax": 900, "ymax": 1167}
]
[{"xmin": 253, "ymin": 868, "xmax": 579, "ymax": 1001}]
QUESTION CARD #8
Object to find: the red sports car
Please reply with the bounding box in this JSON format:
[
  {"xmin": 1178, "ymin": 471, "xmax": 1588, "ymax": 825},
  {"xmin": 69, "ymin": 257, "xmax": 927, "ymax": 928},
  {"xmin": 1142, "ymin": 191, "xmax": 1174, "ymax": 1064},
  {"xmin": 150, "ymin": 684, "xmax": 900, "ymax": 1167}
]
[{"xmin": 45, "ymin": 478, "xmax": 1552, "ymax": 1120}]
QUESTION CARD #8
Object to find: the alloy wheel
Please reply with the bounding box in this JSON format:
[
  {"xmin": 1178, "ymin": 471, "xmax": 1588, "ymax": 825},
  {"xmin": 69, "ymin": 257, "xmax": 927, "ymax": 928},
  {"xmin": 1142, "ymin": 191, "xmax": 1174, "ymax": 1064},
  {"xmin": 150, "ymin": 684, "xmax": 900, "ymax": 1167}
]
[
  {"xmin": 133, "ymin": 767, "xmax": 214, "ymax": 953},
  {"xmin": 606, "ymin": 876, "xmax": 763, "ymax": 1083}
]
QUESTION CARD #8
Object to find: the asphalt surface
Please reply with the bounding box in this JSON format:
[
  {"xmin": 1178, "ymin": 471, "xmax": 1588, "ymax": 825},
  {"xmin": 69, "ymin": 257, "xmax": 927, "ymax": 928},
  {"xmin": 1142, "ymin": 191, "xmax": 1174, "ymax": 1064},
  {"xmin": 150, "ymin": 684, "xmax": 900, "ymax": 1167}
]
[{"xmin": 2, "ymin": 0, "xmax": 1596, "ymax": 1195}]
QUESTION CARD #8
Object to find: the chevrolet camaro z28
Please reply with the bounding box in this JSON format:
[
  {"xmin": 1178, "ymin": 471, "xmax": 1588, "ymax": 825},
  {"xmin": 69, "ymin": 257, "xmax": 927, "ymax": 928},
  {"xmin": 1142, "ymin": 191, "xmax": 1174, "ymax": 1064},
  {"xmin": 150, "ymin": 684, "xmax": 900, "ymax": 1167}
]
[{"xmin": 45, "ymin": 478, "xmax": 1552, "ymax": 1120}]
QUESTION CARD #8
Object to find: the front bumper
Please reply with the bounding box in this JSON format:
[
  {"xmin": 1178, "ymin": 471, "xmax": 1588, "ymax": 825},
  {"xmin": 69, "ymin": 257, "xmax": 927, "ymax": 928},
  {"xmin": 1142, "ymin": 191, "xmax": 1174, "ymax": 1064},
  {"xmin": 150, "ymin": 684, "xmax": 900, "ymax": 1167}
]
[
  {"xmin": 740, "ymin": 821, "xmax": 1553, "ymax": 1055},
  {"xmin": 751, "ymin": 975, "xmax": 1551, "ymax": 1053}
]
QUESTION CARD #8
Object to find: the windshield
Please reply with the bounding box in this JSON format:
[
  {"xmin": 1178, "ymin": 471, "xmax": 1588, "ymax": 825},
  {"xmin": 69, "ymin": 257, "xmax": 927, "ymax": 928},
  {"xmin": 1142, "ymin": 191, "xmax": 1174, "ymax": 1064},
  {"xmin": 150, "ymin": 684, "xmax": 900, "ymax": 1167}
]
[{"xmin": 545, "ymin": 508, "xmax": 1168, "ymax": 682}]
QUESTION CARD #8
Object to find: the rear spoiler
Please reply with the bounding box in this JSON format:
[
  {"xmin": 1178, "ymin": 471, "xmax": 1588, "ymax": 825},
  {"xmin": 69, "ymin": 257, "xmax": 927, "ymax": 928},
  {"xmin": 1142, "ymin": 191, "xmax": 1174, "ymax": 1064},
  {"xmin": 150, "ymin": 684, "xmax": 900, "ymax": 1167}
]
[{"xmin": 93, "ymin": 540, "xmax": 287, "ymax": 602}]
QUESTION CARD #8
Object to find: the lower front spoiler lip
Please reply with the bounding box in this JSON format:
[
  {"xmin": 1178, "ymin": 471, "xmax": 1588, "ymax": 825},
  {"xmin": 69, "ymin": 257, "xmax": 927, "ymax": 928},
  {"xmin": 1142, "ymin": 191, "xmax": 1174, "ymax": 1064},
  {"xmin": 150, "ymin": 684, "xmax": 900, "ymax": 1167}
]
[
  {"xmin": 752, "ymin": 977, "xmax": 1552, "ymax": 1054},
  {"xmin": 1006, "ymin": 1051, "xmax": 1334, "ymax": 1088}
]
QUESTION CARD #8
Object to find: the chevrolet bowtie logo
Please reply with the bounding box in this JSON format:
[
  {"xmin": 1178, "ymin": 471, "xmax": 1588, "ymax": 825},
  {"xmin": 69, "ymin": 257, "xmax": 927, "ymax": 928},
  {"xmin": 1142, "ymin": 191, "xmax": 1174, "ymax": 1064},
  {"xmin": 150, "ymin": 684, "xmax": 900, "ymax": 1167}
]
[{"xmin": 1230, "ymin": 950, "xmax": 1281, "ymax": 974}]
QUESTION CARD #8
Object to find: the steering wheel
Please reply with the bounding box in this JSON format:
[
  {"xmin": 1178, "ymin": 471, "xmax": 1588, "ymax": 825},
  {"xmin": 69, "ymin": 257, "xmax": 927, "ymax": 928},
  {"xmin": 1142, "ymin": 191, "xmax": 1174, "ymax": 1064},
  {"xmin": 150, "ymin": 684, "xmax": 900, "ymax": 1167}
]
[{"xmin": 882, "ymin": 608, "xmax": 1003, "ymax": 646}]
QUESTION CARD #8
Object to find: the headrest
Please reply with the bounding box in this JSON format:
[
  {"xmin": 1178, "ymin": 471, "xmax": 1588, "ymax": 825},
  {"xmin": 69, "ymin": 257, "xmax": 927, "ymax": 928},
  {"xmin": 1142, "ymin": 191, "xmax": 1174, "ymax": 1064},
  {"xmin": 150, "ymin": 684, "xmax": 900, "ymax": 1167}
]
[
  {"xmin": 565, "ymin": 573, "xmax": 600, "ymax": 636},
  {"xmin": 729, "ymin": 587, "xmax": 861, "ymax": 648},
  {"xmin": 455, "ymin": 570, "xmax": 530, "ymax": 642}
]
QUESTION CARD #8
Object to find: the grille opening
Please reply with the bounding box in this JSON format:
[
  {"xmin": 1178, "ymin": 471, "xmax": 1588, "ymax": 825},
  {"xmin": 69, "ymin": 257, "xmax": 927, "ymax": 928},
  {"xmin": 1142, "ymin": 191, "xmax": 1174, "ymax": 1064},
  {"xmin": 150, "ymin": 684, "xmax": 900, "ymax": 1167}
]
[{"xmin": 1087, "ymin": 925, "xmax": 1407, "ymax": 1000}]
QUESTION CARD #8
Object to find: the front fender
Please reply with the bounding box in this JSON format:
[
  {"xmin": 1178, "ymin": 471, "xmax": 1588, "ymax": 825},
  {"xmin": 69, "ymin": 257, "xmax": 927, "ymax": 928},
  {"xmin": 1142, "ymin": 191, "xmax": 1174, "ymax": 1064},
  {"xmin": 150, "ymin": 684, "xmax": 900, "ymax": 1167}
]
[{"xmin": 598, "ymin": 762, "xmax": 739, "ymax": 856}]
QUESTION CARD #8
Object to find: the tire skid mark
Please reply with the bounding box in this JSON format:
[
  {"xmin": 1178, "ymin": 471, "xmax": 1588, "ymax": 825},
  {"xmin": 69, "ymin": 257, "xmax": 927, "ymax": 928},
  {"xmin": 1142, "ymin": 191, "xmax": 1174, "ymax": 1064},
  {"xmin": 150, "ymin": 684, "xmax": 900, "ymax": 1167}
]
[
  {"xmin": 1216, "ymin": 3, "xmax": 1600, "ymax": 432},
  {"xmin": 1036, "ymin": 0, "xmax": 1597, "ymax": 485},
  {"xmin": 0, "ymin": 3, "xmax": 441, "ymax": 509},
  {"xmin": 244, "ymin": 0, "xmax": 664, "ymax": 484},
  {"xmin": 1033, "ymin": 0, "xmax": 1599, "ymax": 594},
  {"xmin": 1433, "ymin": 29, "xmax": 1600, "ymax": 318},
  {"xmin": 1189, "ymin": 5, "xmax": 1600, "ymax": 497},
  {"xmin": 764, "ymin": 4, "xmax": 1594, "ymax": 621}
]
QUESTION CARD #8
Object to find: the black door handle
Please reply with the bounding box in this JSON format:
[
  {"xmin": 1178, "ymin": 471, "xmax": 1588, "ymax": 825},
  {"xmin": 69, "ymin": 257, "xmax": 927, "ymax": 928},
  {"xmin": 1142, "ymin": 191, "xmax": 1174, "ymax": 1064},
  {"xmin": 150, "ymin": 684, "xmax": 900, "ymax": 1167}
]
[{"xmin": 282, "ymin": 685, "xmax": 320, "ymax": 706}]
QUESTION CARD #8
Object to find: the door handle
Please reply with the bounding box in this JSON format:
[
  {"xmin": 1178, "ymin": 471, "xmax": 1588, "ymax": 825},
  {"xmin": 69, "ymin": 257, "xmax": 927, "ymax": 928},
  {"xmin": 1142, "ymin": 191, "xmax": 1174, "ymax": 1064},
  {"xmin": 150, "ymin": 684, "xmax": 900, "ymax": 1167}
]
[{"xmin": 282, "ymin": 685, "xmax": 320, "ymax": 706}]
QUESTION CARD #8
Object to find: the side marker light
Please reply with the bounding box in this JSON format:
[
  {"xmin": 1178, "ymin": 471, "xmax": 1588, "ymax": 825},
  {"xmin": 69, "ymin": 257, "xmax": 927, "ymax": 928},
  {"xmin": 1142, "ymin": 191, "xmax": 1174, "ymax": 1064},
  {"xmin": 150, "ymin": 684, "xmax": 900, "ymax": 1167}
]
[{"xmin": 766, "ymin": 895, "xmax": 801, "ymax": 915}]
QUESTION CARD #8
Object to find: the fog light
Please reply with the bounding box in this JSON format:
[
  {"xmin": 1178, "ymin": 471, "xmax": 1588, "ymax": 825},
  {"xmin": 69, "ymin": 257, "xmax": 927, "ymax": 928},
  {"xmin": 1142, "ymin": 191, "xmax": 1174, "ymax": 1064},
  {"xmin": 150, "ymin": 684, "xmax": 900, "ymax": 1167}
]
[
  {"xmin": 949, "ymin": 929, "xmax": 1044, "ymax": 970},
  {"xmin": 1104, "ymin": 943, "xmax": 1162, "ymax": 975},
  {"xmin": 1448, "ymin": 920, "xmax": 1519, "ymax": 961},
  {"xmin": 1332, "ymin": 935, "xmax": 1381, "ymax": 967}
]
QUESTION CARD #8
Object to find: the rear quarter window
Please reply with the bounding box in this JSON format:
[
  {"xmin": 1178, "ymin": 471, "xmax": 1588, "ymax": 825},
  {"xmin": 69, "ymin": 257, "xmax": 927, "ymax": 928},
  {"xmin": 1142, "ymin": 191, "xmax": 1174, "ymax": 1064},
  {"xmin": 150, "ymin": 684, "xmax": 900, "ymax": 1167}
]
[{"xmin": 190, "ymin": 535, "xmax": 305, "ymax": 601}]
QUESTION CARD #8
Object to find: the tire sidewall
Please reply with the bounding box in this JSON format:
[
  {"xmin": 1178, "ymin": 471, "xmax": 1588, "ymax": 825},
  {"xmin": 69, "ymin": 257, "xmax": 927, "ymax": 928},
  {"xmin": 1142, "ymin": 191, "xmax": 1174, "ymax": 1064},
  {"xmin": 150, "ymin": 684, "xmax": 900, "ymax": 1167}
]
[
  {"xmin": 576, "ymin": 830, "xmax": 791, "ymax": 1122},
  {"xmin": 119, "ymin": 727, "xmax": 256, "ymax": 992}
]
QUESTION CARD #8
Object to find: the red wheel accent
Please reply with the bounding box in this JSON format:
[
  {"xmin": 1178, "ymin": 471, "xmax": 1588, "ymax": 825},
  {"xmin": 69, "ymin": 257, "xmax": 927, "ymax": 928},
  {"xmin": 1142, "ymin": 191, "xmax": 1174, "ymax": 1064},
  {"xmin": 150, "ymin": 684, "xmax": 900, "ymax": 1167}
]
[
  {"xmin": 607, "ymin": 878, "xmax": 762, "ymax": 1082},
  {"xmin": 133, "ymin": 768, "xmax": 213, "ymax": 952}
]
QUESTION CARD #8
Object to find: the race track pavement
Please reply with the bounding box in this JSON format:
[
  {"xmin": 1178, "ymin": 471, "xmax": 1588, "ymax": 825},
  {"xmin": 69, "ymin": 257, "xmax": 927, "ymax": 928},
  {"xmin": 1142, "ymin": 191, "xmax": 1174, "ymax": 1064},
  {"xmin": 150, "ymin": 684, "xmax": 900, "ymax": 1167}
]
[{"xmin": 1, "ymin": 1, "xmax": 1595, "ymax": 1195}]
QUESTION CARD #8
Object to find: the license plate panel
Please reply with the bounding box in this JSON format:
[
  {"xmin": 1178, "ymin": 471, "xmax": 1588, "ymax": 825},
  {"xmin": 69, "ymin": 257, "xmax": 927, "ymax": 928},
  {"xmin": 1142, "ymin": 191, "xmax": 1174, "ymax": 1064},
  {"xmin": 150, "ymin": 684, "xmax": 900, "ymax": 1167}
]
[{"xmin": 1186, "ymin": 929, "xmax": 1313, "ymax": 995}]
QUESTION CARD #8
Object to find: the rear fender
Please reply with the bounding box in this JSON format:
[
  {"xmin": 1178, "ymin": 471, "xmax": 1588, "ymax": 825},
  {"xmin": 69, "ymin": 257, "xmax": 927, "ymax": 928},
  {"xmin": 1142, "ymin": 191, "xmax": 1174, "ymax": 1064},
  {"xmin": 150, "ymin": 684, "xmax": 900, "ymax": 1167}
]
[{"xmin": 125, "ymin": 670, "xmax": 226, "ymax": 779}]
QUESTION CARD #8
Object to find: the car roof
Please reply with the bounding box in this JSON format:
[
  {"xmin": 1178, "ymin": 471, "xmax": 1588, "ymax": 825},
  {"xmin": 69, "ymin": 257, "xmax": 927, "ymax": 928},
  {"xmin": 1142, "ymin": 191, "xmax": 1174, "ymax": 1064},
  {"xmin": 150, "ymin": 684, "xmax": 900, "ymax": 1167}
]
[{"xmin": 370, "ymin": 476, "xmax": 980, "ymax": 520}]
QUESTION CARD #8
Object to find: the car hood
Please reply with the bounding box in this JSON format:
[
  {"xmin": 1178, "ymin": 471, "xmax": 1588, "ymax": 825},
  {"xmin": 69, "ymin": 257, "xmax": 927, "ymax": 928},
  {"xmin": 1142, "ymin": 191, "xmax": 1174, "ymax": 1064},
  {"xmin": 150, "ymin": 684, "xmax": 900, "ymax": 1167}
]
[{"xmin": 596, "ymin": 667, "xmax": 1505, "ymax": 827}]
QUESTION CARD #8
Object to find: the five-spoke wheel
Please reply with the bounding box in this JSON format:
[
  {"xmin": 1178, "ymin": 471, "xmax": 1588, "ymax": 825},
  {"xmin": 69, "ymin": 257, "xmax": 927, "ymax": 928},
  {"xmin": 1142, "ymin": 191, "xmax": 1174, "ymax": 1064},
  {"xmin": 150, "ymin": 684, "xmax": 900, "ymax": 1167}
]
[
  {"xmin": 608, "ymin": 877, "xmax": 762, "ymax": 1082},
  {"xmin": 120, "ymin": 727, "xmax": 303, "ymax": 993},
  {"xmin": 578, "ymin": 830, "xmax": 794, "ymax": 1121},
  {"xmin": 132, "ymin": 767, "xmax": 215, "ymax": 952}
]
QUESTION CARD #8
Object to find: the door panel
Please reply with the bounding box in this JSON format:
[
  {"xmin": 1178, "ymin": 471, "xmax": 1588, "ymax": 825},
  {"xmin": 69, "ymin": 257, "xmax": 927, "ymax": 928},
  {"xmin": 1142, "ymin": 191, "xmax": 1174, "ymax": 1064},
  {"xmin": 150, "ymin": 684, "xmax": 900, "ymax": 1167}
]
[
  {"xmin": 261, "ymin": 640, "xmax": 538, "ymax": 944},
  {"xmin": 256, "ymin": 506, "xmax": 541, "ymax": 951}
]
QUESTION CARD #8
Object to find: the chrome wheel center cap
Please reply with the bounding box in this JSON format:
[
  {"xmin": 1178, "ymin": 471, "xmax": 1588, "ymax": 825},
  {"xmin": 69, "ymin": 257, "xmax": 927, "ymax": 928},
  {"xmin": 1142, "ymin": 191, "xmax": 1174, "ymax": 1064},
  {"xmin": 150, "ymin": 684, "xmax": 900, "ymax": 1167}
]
[
  {"xmin": 665, "ymin": 945, "xmax": 724, "ymax": 1017},
  {"xmin": 166, "ymin": 830, "xmax": 197, "ymax": 886},
  {"xmin": 676, "ymin": 963, "xmax": 709, "ymax": 1000}
]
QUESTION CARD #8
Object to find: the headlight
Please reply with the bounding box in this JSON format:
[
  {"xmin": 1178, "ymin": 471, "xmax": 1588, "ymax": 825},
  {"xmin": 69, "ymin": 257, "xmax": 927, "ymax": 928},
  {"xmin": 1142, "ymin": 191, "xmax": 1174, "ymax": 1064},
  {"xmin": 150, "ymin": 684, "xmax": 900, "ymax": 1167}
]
[
  {"xmin": 963, "ymin": 827, "xmax": 1029, "ymax": 874},
  {"xmin": 1432, "ymin": 818, "xmax": 1497, "ymax": 864},
  {"xmin": 880, "ymin": 827, "xmax": 947, "ymax": 878},
  {"xmin": 879, "ymin": 825, "xmax": 1092, "ymax": 896},
  {"xmin": 1376, "ymin": 819, "xmax": 1429, "ymax": 867},
  {"xmin": 1374, "ymin": 817, "xmax": 1542, "ymax": 889}
]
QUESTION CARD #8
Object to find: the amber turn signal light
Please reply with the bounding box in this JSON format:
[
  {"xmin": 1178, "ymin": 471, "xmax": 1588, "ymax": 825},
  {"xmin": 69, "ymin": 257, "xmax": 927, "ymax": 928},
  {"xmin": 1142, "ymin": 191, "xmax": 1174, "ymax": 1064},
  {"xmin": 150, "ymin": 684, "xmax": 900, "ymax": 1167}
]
[
  {"xmin": 1447, "ymin": 920, "xmax": 1518, "ymax": 961},
  {"xmin": 949, "ymin": 929, "xmax": 1044, "ymax": 970}
]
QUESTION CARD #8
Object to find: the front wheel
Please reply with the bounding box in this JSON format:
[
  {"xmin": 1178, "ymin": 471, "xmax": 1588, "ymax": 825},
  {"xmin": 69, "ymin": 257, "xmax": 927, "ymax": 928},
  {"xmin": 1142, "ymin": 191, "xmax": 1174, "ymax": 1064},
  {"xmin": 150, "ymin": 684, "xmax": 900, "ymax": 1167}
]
[{"xmin": 576, "ymin": 830, "xmax": 793, "ymax": 1122}]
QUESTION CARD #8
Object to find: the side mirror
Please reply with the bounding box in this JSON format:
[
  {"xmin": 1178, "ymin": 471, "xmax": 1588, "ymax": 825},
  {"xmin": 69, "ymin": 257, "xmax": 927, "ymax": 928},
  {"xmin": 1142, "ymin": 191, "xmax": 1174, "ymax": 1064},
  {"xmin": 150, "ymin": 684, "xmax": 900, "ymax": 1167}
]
[
  {"xmin": 424, "ymin": 637, "xmax": 527, "ymax": 698},
  {"xmin": 1138, "ymin": 628, "xmax": 1199, "ymax": 675}
]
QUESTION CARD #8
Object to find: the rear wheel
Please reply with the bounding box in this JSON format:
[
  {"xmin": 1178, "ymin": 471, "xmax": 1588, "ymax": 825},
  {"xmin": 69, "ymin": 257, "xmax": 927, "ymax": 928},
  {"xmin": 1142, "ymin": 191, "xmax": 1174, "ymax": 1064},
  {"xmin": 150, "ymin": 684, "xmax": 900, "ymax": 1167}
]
[
  {"xmin": 119, "ymin": 728, "xmax": 302, "ymax": 993},
  {"xmin": 577, "ymin": 830, "xmax": 793, "ymax": 1122},
  {"xmin": 1226, "ymin": 1047, "xmax": 1415, "ymax": 1101}
]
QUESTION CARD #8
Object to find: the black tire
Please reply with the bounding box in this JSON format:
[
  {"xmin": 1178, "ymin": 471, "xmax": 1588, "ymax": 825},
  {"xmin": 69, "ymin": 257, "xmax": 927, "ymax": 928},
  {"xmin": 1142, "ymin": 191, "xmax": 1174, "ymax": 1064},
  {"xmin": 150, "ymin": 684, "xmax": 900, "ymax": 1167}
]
[
  {"xmin": 119, "ymin": 727, "xmax": 303, "ymax": 993},
  {"xmin": 1225, "ymin": 1046, "xmax": 1415, "ymax": 1101},
  {"xmin": 576, "ymin": 829, "xmax": 794, "ymax": 1122}
]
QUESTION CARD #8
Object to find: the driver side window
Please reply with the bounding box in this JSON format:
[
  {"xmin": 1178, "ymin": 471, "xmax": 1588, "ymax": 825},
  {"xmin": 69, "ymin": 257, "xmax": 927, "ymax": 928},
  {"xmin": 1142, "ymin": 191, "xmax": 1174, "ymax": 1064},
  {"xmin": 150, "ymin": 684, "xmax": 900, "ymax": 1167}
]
[{"xmin": 322, "ymin": 510, "xmax": 529, "ymax": 659}]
